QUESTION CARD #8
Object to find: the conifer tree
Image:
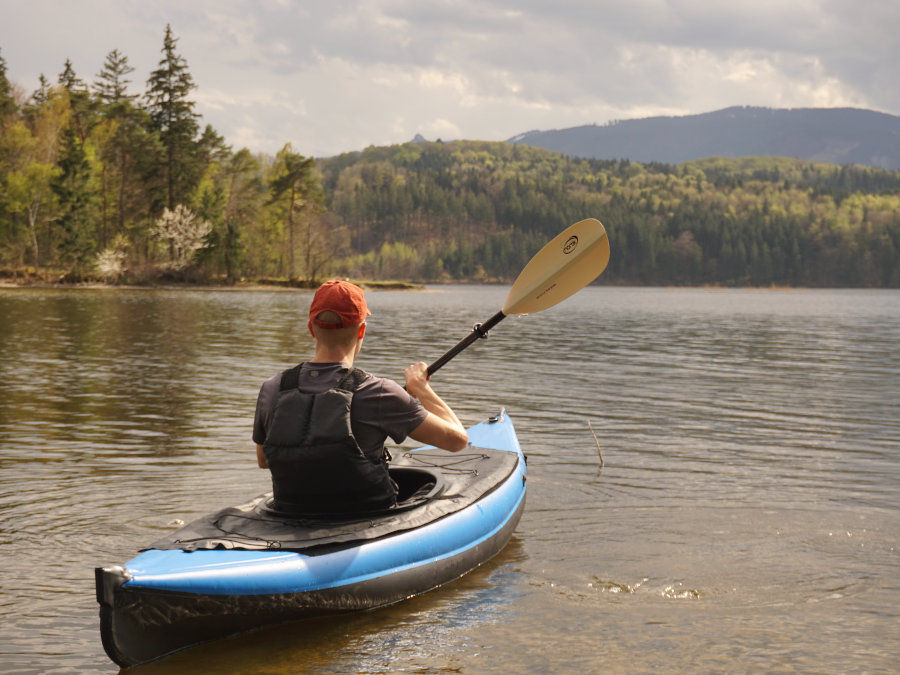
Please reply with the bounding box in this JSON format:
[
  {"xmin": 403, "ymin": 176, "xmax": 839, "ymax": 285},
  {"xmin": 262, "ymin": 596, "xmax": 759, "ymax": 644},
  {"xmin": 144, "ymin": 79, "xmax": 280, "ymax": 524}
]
[
  {"xmin": 31, "ymin": 74, "xmax": 50, "ymax": 107},
  {"xmin": 198, "ymin": 124, "xmax": 230, "ymax": 165},
  {"xmin": 0, "ymin": 48, "xmax": 17, "ymax": 119},
  {"xmin": 93, "ymin": 49, "xmax": 145, "ymax": 241},
  {"xmin": 57, "ymin": 58, "xmax": 93, "ymax": 142},
  {"xmin": 52, "ymin": 124, "xmax": 94, "ymax": 267},
  {"xmin": 94, "ymin": 49, "xmax": 137, "ymax": 109},
  {"xmin": 145, "ymin": 24, "xmax": 200, "ymax": 211},
  {"xmin": 0, "ymin": 49, "xmax": 16, "ymax": 252},
  {"xmin": 57, "ymin": 59, "xmax": 87, "ymax": 93}
]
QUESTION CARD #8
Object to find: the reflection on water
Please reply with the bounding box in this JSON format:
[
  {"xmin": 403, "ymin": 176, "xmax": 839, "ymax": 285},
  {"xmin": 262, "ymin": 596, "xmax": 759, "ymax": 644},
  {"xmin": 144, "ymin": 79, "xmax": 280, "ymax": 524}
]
[{"xmin": 0, "ymin": 286, "xmax": 898, "ymax": 672}]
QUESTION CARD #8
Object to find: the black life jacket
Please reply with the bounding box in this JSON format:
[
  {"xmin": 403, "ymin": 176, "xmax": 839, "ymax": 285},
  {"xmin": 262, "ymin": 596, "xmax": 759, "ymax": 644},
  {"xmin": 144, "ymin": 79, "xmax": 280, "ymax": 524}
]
[{"xmin": 262, "ymin": 364, "xmax": 397, "ymax": 515}]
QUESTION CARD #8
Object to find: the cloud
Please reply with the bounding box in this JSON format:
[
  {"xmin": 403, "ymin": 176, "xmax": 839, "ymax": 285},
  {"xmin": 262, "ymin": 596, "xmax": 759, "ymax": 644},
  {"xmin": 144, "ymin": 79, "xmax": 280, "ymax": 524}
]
[{"xmin": 0, "ymin": 0, "xmax": 896, "ymax": 157}]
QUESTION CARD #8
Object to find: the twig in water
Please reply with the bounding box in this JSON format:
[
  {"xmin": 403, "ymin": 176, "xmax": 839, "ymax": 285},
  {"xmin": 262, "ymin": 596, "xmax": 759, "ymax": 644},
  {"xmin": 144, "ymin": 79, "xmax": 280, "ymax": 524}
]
[{"xmin": 586, "ymin": 419, "xmax": 604, "ymax": 468}]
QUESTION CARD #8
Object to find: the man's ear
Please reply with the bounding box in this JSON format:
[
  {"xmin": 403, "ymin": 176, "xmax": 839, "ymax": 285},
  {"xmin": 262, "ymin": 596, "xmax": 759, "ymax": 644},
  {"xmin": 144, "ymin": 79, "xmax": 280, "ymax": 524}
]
[
  {"xmin": 358, "ymin": 322, "xmax": 366, "ymax": 340},
  {"xmin": 308, "ymin": 320, "xmax": 315, "ymax": 338}
]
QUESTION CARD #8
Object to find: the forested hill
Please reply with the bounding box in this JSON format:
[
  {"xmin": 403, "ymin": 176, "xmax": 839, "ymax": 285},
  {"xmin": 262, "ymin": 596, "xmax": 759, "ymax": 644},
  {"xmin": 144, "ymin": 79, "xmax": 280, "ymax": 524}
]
[
  {"xmin": 318, "ymin": 141, "xmax": 900, "ymax": 287},
  {"xmin": 508, "ymin": 107, "xmax": 900, "ymax": 170},
  {"xmin": 2, "ymin": 30, "xmax": 898, "ymax": 288}
]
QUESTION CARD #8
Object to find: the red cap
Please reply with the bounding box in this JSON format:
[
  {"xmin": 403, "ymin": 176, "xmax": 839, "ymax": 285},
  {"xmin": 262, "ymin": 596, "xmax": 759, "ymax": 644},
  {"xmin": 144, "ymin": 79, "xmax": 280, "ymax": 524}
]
[{"xmin": 308, "ymin": 280, "xmax": 371, "ymax": 329}]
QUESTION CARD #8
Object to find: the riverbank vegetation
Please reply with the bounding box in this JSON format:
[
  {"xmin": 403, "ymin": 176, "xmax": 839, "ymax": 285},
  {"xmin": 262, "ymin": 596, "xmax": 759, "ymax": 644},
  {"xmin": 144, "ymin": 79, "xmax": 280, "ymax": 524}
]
[{"xmin": 1, "ymin": 30, "xmax": 899, "ymax": 288}]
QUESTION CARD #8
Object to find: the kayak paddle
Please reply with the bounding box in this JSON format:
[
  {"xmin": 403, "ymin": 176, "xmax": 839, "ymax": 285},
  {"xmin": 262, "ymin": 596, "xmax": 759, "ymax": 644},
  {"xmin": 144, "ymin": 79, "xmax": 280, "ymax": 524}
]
[{"xmin": 427, "ymin": 217, "xmax": 610, "ymax": 376}]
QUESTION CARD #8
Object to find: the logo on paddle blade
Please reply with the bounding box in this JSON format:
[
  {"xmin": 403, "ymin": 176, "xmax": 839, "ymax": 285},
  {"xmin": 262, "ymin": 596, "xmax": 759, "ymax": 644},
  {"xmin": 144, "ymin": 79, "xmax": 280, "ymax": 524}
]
[{"xmin": 563, "ymin": 235, "xmax": 578, "ymax": 254}]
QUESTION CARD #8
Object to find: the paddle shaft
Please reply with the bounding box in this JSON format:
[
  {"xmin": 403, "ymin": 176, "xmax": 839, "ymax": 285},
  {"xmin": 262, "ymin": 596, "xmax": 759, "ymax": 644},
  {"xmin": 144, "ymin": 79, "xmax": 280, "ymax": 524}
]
[
  {"xmin": 423, "ymin": 218, "xmax": 609, "ymax": 380},
  {"xmin": 427, "ymin": 310, "xmax": 506, "ymax": 377}
]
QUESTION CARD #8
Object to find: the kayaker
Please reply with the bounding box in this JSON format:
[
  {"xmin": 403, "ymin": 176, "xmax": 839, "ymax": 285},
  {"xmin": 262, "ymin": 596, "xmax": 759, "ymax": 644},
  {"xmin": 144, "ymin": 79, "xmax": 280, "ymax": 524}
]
[{"xmin": 253, "ymin": 279, "xmax": 468, "ymax": 513}]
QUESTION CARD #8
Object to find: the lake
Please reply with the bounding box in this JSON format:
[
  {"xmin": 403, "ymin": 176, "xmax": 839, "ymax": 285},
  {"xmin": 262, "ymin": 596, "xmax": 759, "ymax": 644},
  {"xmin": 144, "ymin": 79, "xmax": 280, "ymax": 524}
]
[{"xmin": 0, "ymin": 285, "xmax": 898, "ymax": 672}]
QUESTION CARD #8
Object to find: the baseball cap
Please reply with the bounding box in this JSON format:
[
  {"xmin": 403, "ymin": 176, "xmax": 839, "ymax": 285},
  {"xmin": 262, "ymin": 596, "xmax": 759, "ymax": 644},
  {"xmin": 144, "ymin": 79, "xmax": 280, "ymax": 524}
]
[{"xmin": 308, "ymin": 280, "xmax": 371, "ymax": 329}]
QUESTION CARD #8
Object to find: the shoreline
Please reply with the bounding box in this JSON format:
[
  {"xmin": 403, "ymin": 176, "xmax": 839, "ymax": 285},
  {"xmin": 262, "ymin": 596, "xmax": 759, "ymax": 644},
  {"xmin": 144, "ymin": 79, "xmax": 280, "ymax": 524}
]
[
  {"xmin": 0, "ymin": 270, "xmax": 894, "ymax": 292},
  {"xmin": 0, "ymin": 278, "xmax": 427, "ymax": 292},
  {"xmin": 1, "ymin": 279, "xmax": 893, "ymax": 292}
]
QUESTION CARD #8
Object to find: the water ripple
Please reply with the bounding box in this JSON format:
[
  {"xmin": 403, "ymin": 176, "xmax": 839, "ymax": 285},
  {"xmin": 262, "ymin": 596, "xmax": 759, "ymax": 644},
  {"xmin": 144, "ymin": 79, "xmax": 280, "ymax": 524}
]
[{"xmin": 0, "ymin": 286, "xmax": 898, "ymax": 671}]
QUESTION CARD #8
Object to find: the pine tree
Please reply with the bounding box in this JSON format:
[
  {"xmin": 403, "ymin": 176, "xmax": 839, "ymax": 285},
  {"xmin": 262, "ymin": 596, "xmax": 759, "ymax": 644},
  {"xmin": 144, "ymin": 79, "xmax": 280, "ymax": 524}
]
[
  {"xmin": 58, "ymin": 59, "xmax": 87, "ymax": 93},
  {"xmin": 31, "ymin": 74, "xmax": 50, "ymax": 107},
  {"xmin": 145, "ymin": 24, "xmax": 200, "ymax": 211},
  {"xmin": 0, "ymin": 48, "xmax": 17, "ymax": 119},
  {"xmin": 198, "ymin": 124, "xmax": 230, "ymax": 165},
  {"xmin": 52, "ymin": 124, "xmax": 94, "ymax": 267},
  {"xmin": 94, "ymin": 49, "xmax": 137, "ymax": 109},
  {"xmin": 92, "ymin": 49, "xmax": 145, "ymax": 242},
  {"xmin": 57, "ymin": 58, "xmax": 93, "ymax": 143}
]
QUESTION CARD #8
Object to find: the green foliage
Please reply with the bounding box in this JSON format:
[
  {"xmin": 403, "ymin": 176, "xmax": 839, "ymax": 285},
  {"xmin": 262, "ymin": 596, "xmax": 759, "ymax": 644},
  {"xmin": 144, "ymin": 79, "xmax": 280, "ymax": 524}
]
[
  {"xmin": 318, "ymin": 141, "xmax": 900, "ymax": 287},
  {"xmin": 0, "ymin": 48, "xmax": 16, "ymax": 119},
  {"xmin": 145, "ymin": 24, "xmax": 201, "ymax": 210},
  {"xmin": 57, "ymin": 58, "xmax": 94, "ymax": 144},
  {"xmin": 1, "ymin": 37, "xmax": 898, "ymax": 287},
  {"xmin": 268, "ymin": 144, "xmax": 327, "ymax": 279},
  {"xmin": 51, "ymin": 124, "xmax": 95, "ymax": 266},
  {"xmin": 94, "ymin": 49, "xmax": 137, "ymax": 107}
]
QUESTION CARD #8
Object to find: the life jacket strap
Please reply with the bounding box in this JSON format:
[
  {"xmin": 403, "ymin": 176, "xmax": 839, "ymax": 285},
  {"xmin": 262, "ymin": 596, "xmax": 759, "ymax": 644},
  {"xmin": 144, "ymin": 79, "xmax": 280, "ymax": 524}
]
[{"xmin": 279, "ymin": 363, "xmax": 367, "ymax": 393}]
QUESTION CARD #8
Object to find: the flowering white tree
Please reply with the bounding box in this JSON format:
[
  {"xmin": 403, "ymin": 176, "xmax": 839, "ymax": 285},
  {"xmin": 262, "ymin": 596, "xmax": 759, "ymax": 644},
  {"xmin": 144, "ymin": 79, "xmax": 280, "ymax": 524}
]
[
  {"xmin": 93, "ymin": 234, "xmax": 129, "ymax": 283},
  {"xmin": 150, "ymin": 204, "xmax": 212, "ymax": 270},
  {"xmin": 94, "ymin": 246, "xmax": 127, "ymax": 282}
]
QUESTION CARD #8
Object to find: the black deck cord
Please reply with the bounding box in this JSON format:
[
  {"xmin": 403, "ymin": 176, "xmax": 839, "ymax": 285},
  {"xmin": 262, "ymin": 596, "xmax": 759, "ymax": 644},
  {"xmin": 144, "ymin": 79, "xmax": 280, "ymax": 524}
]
[{"xmin": 399, "ymin": 450, "xmax": 488, "ymax": 475}]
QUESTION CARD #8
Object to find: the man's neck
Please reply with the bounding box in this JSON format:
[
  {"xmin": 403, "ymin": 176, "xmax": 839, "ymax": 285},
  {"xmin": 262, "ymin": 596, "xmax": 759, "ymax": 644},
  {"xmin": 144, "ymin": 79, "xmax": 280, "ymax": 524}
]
[{"xmin": 311, "ymin": 345, "xmax": 356, "ymax": 366}]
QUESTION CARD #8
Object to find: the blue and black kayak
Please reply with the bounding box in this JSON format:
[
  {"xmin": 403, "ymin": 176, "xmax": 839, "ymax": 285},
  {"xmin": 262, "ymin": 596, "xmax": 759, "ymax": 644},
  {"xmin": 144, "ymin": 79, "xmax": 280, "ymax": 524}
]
[{"xmin": 95, "ymin": 411, "xmax": 526, "ymax": 668}]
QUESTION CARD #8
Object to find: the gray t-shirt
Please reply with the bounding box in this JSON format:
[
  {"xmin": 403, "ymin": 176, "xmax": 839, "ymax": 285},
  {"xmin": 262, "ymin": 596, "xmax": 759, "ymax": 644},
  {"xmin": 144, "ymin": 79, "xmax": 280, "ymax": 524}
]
[{"xmin": 253, "ymin": 362, "xmax": 428, "ymax": 461}]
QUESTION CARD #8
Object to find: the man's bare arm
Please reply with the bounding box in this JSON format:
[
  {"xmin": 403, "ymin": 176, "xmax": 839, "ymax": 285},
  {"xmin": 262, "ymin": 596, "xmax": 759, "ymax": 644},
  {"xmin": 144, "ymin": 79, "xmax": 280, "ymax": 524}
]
[
  {"xmin": 256, "ymin": 444, "xmax": 268, "ymax": 468},
  {"xmin": 405, "ymin": 362, "xmax": 468, "ymax": 452}
]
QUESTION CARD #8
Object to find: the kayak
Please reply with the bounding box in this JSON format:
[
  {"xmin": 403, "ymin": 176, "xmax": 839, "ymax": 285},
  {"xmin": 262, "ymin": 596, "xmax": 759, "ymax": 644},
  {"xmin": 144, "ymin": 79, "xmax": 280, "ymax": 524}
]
[{"xmin": 95, "ymin": 411, "xmax": 526, "ymax": 668}]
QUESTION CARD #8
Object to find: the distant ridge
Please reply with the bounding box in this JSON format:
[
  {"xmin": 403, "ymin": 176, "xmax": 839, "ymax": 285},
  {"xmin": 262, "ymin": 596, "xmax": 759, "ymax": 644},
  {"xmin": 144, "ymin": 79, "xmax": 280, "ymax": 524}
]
[{"xmin": 508, "ymin": 106, "xmax": 900, "ymax": 170}]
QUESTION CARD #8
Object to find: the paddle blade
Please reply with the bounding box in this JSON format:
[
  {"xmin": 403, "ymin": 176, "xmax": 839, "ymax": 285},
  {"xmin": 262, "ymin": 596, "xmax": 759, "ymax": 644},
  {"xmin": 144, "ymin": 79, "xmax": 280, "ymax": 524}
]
[{"xmin": 502, "ymin": 218, "xmax": 610, "ymax": 315}]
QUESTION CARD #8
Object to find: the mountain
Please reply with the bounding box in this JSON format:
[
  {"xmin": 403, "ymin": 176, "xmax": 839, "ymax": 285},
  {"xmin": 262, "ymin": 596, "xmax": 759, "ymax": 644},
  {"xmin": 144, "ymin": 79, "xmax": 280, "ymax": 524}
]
[{"xmin": 508, "ymin": 107, "xmax": 900, "ymax": 169}]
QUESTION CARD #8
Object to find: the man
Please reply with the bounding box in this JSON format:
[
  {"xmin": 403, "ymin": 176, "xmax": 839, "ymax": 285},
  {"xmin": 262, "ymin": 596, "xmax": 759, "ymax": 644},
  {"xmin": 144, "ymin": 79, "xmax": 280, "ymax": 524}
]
[{"xmin": 253, "ymin": 280, "xmax": 467, "ymax": 514}]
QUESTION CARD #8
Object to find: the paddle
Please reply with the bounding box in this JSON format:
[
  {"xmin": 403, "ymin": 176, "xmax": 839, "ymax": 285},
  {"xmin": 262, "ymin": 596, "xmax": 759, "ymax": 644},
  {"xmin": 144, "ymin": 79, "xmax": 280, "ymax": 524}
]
[{"xmin": 426, "ymin": 218, "xmax": 610, "ymax": 376}]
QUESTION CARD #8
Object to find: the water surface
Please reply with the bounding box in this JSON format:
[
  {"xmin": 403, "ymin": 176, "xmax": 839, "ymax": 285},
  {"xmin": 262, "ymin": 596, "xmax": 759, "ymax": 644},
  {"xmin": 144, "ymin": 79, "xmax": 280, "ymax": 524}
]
[{"xmin": 0, "ymin": 286, "xmax": 897, "ymax": 672}]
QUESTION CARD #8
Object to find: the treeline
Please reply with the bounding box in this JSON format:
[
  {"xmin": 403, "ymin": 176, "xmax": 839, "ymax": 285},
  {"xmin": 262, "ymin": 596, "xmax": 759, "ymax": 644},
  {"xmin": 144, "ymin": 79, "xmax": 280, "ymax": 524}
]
[
  {"xmin": 2, "ymin": 30, "xmax": 899, "ymax": 287},
  {"xmin": 319, "ymin": 144, "xmax": 900, "ymax": 286},
  {"xmin": 0, "ymin": 27, "xmax": 332, "ymax": 283}
]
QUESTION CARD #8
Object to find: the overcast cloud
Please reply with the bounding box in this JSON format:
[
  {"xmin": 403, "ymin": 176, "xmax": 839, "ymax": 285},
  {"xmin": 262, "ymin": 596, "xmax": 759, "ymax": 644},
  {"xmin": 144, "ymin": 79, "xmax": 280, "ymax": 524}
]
[{"xmin": 1, "ymin": 0, "xmax": 897, "ymax": 157}]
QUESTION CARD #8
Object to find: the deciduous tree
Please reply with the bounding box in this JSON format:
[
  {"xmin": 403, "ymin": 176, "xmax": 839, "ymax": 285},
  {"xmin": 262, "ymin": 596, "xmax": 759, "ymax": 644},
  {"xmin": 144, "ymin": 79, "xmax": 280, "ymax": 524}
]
[
  {"xmin": 150, "ymin": 204, "xmax": 211, "ymax": 271},
  {"xmin": 2, "ymin": 90, "xmax": 68, "ymax": 264},
  {"xmin": 268, "ymin": 144, "xmax": 325, "ymax": 279}
]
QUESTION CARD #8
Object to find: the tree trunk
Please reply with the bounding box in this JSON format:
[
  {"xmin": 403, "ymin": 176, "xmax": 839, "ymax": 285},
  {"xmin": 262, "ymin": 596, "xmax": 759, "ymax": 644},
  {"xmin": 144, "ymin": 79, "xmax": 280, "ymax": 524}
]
[
  {"xmin": 26, "ymin": 208, "xmax": 40, "ymax": 265},
  {"xmin": 167, "ymin": 144, "xmax": 176, "ymax": 261},
  {"xmin": 304, "ymin": 216, "xmax": 311, "ymax": 281},
  {"xmin": 117, "ymin": 148, "xmax": 127, "ymax": 233},
  {"xmin": 224, "ymin": 219, "xmax": 235, "ymax": 284},
  {"xmin": 100, "ymin": 162, "xmax": 109, "ymax": 248},
  {"xmin": 288, "ymin": 185, "xmax": 295, "ymax": 278},
  {"xmin": 167, "ymin": 144, "xmax": 175, "ymax": 210}
]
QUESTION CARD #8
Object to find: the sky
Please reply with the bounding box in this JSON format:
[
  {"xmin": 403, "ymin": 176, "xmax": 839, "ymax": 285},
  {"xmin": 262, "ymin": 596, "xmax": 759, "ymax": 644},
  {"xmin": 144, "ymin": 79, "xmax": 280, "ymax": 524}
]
[{"xmin": 1, "ymin": 0, "xmax": 897, "ymax": 157}]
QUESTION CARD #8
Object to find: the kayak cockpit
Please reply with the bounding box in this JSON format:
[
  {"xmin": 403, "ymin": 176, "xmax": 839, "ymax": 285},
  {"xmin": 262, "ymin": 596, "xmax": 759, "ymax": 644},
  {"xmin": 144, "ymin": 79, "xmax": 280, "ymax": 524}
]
[{"xmin": 145, "ymin": 445, "xmax": 520, "ymax": 554}]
